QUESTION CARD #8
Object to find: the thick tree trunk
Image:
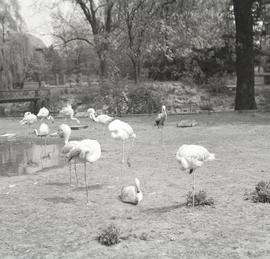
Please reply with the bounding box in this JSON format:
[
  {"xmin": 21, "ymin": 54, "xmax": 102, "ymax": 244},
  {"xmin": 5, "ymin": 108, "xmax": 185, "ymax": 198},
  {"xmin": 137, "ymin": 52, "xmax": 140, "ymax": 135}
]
[
  {"xmin": 233, "ymin": 0, "xmax": 256, "ymax": 110},
  {"xmin": 97, "ymin": 48, "xmax": 108, "ymax": 78},
  {"xmin": 130, "ymin": 56, "xmax": 141, "ymax": 83}
]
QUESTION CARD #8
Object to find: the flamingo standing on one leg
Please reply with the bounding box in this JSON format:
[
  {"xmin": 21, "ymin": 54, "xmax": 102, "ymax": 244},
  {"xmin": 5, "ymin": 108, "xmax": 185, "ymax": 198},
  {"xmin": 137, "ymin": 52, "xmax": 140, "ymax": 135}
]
[
  {"xmin": 108, "ymin": 119, "xmax": 136, "ymax": 175},
  {"xmin": 154, "ymin": 105, "xmax": 167, "ymax": 144},
  {"xmin": 88, "ymin": 108, "xmax": 113, "ymax": 134},
  {"xmin": 176, "ymin": 144, "xmax": 215, "ymax": 209},
  {"xmin": 57, "ymin": 124, "xmax": 80, "ymax": 186},
  {"xmin": 37, "ymin": 107, "xmax": 54, "ymax": 123},
  {"xmin": 59, "ymin": 104, "xmax": 80, "ymax": 124},
  {"xmin": 66, "ymin": 139, "xmax": 101, "ymax": 204},
  {"xmin": 20, "ymin": 112, "xmax": 37, "ymax": 135},
  {"xmin": 34, "ymin": 123, "xmax": 50, "ymax": 161}
]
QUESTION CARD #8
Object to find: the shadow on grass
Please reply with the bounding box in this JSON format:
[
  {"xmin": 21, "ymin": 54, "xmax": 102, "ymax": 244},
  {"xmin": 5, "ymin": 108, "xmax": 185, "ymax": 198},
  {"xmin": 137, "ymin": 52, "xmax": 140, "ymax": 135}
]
[
  {"xmin": 45, "ymin": 182, "xmax": 70, "ymax": 187},
  {"xmin": 143, "ymin": 203, "xmax": 186, "ymax": 214},
  {"xmin": 73, "ymin": 184, "xmax": 103, "ymax": 192},
  {"xmin": 44, "ymin": 196, "xmax": 76, "ymax": 204}
]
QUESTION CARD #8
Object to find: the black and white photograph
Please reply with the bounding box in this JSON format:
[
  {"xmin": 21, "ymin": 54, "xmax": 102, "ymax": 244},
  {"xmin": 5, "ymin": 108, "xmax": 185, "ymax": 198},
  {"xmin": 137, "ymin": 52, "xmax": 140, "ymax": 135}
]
[{"xmin": 1, "ymin": 0, "xmax": 270, "ymax": 258}]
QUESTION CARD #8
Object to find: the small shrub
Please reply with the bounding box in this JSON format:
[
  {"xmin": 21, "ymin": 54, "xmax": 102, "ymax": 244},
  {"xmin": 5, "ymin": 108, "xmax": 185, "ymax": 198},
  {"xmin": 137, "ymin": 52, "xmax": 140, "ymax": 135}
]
[
  {"xmin": 203, "ymin": 74, "xmax": 229, "ymax": 94},
  {"xmin": 97, "ymin": 224, "xmax": 121, "ymax": 246},
  {"xmin": 186, "ymin": 190, "xmax": 214, "ymax": 207},
  {"xmin": 199, "ymin": 102, "xmax": 214, "ymax": 111},
  {"xmin": 248, "ymin": 181, "xmax": 270, "ymax": 203}
]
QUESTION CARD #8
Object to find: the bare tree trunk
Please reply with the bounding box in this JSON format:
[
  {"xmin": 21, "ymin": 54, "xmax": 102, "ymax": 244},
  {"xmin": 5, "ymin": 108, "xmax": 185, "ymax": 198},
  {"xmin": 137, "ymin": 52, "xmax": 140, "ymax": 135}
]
[
  {"xmin": 233, "ymin": 0, "xmax": 256, "ymax": 110},
  {"xmin": 130, "ymin": 56, "xmax": 141, "ymax": 83},
  {"xmin": 97, "ymin": 50, "xmax": 107, "ymax": 78}
]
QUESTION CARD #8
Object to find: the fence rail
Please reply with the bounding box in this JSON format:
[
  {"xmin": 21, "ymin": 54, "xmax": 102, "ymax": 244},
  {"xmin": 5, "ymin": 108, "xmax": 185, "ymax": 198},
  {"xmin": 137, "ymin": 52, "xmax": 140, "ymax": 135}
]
[{"xmin": 0, "ymin": 88, "xmax": 50, "ymax": 103}]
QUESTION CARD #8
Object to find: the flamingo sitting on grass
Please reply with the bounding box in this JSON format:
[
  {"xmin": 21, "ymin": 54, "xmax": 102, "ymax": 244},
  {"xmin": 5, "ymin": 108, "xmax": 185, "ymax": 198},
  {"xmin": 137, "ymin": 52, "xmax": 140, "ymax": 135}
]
[{"xmin": 119, "ymin": 178, "xmax": 143, "ymax": 205}]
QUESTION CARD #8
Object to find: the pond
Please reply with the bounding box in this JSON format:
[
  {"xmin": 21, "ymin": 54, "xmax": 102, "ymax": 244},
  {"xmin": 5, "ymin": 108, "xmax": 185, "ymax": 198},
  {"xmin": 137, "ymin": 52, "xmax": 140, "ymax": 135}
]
[{"xmin": 0, "ymin": 137, "xmax": 65, "ymax": 177}]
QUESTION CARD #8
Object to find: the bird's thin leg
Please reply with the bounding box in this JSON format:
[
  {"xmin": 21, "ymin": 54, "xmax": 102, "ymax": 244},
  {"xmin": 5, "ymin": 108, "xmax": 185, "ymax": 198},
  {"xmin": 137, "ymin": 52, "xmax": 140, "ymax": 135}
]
[
  {"xmin": 69, "ymin": 162, "xmax": 72, "ymax": 186},
  {"xmin": 84, "ymin": 161, "xmax": 89, "ymax": 203},
  {"xmin": 127, "ymin": 137, "xmax": 135, "ymax": 168},
  {"xmin": 122, "ymin": 140, "xmax": 125, "ymax": 164},
  {"xmin": 44, "ymin": 137, "xmax": 47, "ymax": 156},
  {"xmin": 161, "ymin": 127, "xmax": 164, "ymax": 146},
  {"xmin": 103, "ymin": 125, "xmax": 105, "ymax": 135},
  {"xmin": 193, "ymin": 170, "xmax": 196, "ymax": 210},
  {"xmin": 74, "ymin": 160, "xmax": 78, "ymax": 186},
  {"xmin": 40, "ymin": 141, "xmax": 44, "ymax": 168}
]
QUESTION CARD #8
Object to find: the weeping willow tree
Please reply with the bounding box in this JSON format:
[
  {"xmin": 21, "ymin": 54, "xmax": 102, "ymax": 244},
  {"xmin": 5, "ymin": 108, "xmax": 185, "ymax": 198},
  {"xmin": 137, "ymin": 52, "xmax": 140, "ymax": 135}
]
[{"xmin": 0, "ymin": 0, "xmax": 30, "ymax": 89}]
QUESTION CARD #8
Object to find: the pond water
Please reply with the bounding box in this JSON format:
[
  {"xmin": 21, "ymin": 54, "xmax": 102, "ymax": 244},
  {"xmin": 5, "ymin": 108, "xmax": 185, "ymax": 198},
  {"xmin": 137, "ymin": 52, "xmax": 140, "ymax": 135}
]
[{"xmin": 0, "ymin": 137, "xmax": 65, "ymax": 177}]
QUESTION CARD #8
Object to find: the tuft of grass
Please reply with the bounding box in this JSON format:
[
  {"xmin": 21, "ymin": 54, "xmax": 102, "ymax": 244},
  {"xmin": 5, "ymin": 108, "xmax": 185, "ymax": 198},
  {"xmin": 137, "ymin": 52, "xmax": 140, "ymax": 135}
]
[
  {"xmin": 247, "ymin": 181, "xmax": 270, "ymax": 203},
  {"xmin": 97, "ymin": 224, "xmax": 121, "ymax": 246},
  {"xmin": 186, "ymin": 190, "xmax": 214, "ymax": 207}
]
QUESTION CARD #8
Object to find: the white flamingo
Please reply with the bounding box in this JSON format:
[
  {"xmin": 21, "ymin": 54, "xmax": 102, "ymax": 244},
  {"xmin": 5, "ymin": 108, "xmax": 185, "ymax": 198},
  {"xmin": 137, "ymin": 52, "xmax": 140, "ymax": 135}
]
[
  {"xmin": 20, "ymin": 112, "xmax": 37, "ymax": 134},
  {"xmin": 37, "ymin": 107, "xmax": 54, "ymax": 123},
  {"xmin": 59, "ymin": 104, "xmax": 80, "ymax": 124},
  {"xmin": 66, "ymin": 138, "xmax": 101, "ymax": 204},
  {"xmin": 88, "ymin": 108, "xmax": 113, "ymax": 134},
  {"xmin": 57, "ymin": 124, "xmax": 80, "ymax": 185},
  {"xmin": 119, "ymin": 178, "xmax": 143, "ymax": 205},
  {"xmin": 176, "ymin": 144, "xmax": 215, "ymax": 209},
  {"xmin": 34, "ymin": 123, "xmax": 50, "ymax": 156},
  {"xmin": 108, "ymin": 119, "xmax": 136, "ymax": 171},
  {"xmin": 155, "ymin": 105, "xmax": 167, "ymax": 143}
]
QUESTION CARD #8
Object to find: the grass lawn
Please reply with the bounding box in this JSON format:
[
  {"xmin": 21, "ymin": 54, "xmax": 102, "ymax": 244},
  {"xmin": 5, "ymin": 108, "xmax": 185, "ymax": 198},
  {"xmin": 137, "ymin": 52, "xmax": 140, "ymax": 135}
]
[{"xmin": 1, "ymin": 111, "xmax": 270, "ymax": 258}]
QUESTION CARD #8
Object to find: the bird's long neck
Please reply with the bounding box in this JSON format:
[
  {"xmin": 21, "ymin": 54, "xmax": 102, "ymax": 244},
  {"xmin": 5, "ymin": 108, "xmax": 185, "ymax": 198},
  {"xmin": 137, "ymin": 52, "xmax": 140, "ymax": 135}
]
[
  {"xmin": 162, "ymin": 108, "xmax": 167, "ymax": 117},
  {"xmin": 135, "ymin": 179, "xmax": 141, "ymax": 193},
  {"xmin": 90, "ymin": 113, "xmax": 98, "ymax": 122},
  {"xmin": 64, "ymin": 134, "xmax": 70, "ymax": 145},
  {"xmin": 34, "ymin": 129, "xmax": 38, "ymax": 136},
  {"xmin": 48, "ymin": 115, "xmax": 54, "ymax": 122}
]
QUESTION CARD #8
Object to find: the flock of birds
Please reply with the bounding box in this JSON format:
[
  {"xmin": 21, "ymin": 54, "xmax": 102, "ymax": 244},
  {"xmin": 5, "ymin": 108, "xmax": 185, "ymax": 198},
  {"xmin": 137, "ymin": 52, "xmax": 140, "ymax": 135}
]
[{"xmin": 18, "ymin": 103, "xmax": 215, "ymax": 208}]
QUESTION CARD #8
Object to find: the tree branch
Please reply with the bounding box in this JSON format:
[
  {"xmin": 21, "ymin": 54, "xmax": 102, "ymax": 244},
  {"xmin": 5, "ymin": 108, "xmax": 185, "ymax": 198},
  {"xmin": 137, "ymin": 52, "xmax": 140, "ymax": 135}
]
[{"xmin": 52, "ymin": 33, "xmax": 93, "ymax": 46}]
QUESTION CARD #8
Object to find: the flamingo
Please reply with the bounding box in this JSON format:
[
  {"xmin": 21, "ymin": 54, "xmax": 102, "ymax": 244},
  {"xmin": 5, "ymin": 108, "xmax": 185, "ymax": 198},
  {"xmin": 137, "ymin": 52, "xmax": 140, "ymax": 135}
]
[
  {"xmin": 37, "ymin": 107, "xmax": 54, "ymax": 123},
  {"xmin": 59, "ymin": 104, "xmax": 80, "ymax": 124},
  {"xmin": 155, "ymin": 105, "xmax": 167, "ymax": 143},
  {"xmin": 88, "ymin": 108, "xmax": 113, "ymax": 134},
  {"xmin": 57, "ymin": 124, "xmax": 79, "ymax": 185},
  {"xmin": 176, "ymin": 144, "xmax": 215, "ymax": 209},
  {"xmin": 108, "ymin": 119, "xmax": 136, "ymax": 172},
  {"xmin": 34, "ymin": 123, "xmax": 50, "ymax": 157},
  {"xmin": 20, "ymin": 112, "xmax": 37, "ymax": 135},
  {"xmin": 66, "ymin": 138, "xmax": 101, "ymax": 204},
  {"xmin": 119, "ymin": 178, "xmax": 143, "ymax": 205}
]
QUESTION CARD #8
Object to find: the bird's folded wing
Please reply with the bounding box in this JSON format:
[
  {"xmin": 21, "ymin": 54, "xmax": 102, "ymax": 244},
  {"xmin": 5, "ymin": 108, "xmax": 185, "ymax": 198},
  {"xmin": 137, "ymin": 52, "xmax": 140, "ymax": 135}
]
[{"xmin": 67, "ymin": 147, "xmax": 81, "ymax": 161}]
